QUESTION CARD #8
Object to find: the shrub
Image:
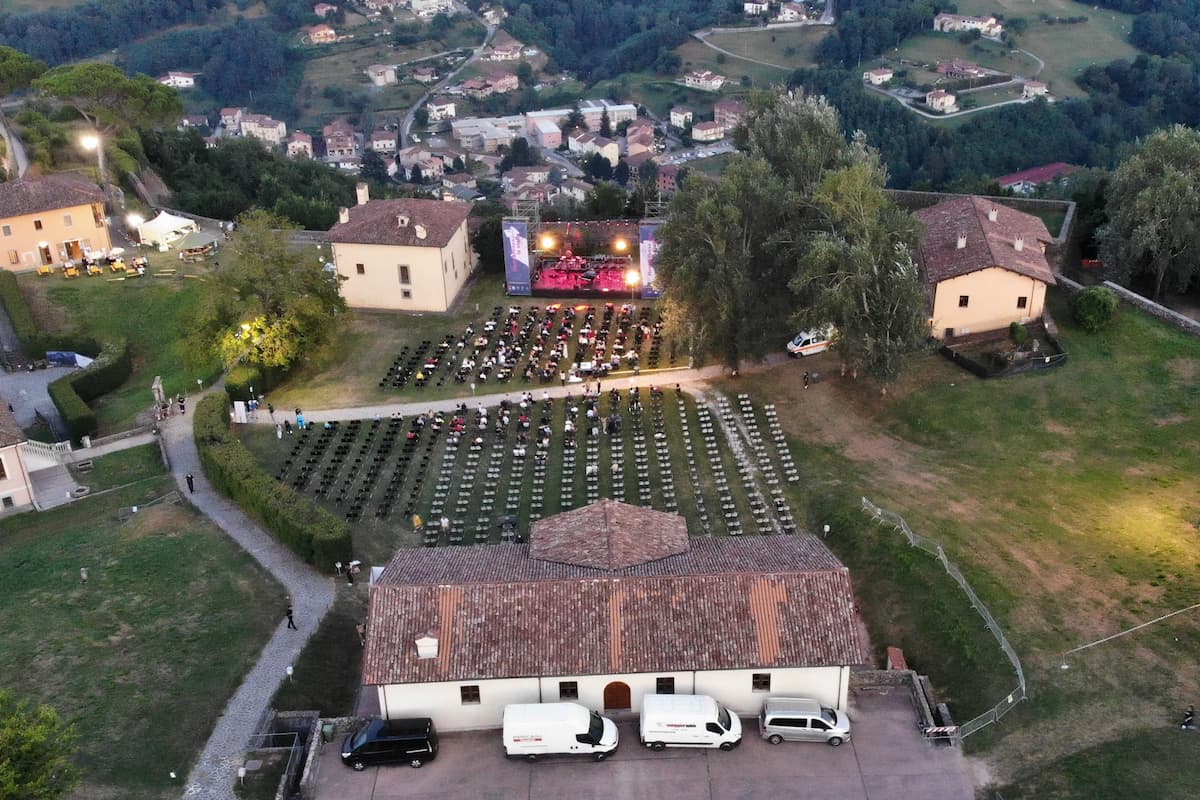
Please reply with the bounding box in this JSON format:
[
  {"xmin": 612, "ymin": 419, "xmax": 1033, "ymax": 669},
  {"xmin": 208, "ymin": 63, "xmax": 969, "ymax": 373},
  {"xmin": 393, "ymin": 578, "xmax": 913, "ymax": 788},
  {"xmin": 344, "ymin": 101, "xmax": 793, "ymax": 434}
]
[
  {"xmin": 47, "ymin": 339, "xmax": 131, "ymax": 441},
  {"xmin": 1071, "ymin": 285, "xmax": 1120, "ymax": 333},
  {"xmin": 1009, "ymin": 321, "xmax": 1031, "ymax": 348},
  {"xmin": 224, "ymin": 365, "xmax": 285, "ymax": 403},
  {"xmin": 0, "ymin": 271, "xmax": 38, "ymax": 346},
  {"xmin": 194, "ymin": 394, "xmax": 352, "ymax": 568}
]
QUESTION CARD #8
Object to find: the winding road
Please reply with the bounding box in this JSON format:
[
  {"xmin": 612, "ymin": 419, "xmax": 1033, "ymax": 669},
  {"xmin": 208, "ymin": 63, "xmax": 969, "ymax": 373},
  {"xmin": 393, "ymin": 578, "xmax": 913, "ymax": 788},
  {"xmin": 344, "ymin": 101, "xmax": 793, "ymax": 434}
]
[{"xmin": 400, "ymin": 20, "xmax": 496, "ymax": 149}]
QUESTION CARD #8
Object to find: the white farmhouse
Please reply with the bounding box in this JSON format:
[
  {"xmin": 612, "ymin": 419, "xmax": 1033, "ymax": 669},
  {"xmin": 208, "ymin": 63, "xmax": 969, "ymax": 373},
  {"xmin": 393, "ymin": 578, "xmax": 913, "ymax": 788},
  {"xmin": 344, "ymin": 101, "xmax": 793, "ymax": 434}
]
[{"xmin": 362, "ymin": 501, "xmax": 865, "ymax": 731}]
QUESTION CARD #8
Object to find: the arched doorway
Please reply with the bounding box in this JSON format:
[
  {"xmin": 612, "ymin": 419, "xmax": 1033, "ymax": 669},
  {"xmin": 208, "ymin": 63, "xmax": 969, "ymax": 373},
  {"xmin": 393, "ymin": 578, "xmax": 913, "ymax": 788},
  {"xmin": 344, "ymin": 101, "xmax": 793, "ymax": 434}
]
[{"xmin": 603, "ymin": 681, "xmax": 631, "ymax": 710}]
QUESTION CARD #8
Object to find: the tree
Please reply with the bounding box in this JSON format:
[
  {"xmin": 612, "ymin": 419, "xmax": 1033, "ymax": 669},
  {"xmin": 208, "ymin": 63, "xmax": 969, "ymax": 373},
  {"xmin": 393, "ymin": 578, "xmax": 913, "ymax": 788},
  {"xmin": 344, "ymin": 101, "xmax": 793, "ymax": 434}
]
[
  {"xmin": 585, "ymin": 153, "xmax": 613, "ymax": 181},
  {"xmin": 587, "ymin": 181, "xmax": 627, "ymax": 218},
  {"xmin": 0, "ymin": 46, "xmax": 46, "ymax": 97},
  {"xmin": 470, "ymin": 214, "xmax": 504, "ymax": 273},
  {"xmin": 614, "ymin": 159, "xmax": 630, "ymax": 185},
  {"xmin": 0, "ymin": 689, "xmax": 80, "ymax": 800},
  {"xmin": 414, "ymin": 107, "xmax": 429, "ymax": 127},
  {"xmin": 637, "ymin": 159, "xmax": 659, "ymax": 189},
  {"xmin": 190, "ymin": 210, "xmax": 345, "ymax": 372},
  {"xmin": 33, "ymin": 63, "xmax": 182, "ymax": 135},
  {"xmin": 599, "ymin": 108, "xmax": 613, "ymax": 138},
  {"xmin": 1099, "ymin": 125, "xmax": 1200, "ymax": 299},
  {"xmin": 410, "ymin": 164, "xmax": 423, "ymax": 184},
  {"xmin": 360, "ymin": 150, "xmax": 389, "ymax": 184},
  {"xmin": 430, "ymin": 13, "xmax": 452, "ymax": 38},
  {"xmin": 516, "ymin": 61, "xmax": 534, "ymax": 86},
  {"xmin": 561, "ymin": 104, "xmax": 586, "ymax": 133}
]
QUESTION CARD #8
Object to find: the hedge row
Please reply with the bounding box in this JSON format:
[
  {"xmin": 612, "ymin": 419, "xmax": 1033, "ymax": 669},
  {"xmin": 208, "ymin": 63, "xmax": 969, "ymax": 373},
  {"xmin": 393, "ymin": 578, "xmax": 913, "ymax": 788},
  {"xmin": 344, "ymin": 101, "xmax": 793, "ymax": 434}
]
[
  {"xmin": 0, "ymin": 271, "xmax": 37, "ymax": 344},
  {"xmin": 48, "ymin": 338, "xmax": 132, "ymax": 441},
  {"xmin": 194, "ymin": 393, "xmax": 351, "ymax": 568},
  {"xmin": 225, "ymin": 364, "xmax": 285, "ymax": 404}
]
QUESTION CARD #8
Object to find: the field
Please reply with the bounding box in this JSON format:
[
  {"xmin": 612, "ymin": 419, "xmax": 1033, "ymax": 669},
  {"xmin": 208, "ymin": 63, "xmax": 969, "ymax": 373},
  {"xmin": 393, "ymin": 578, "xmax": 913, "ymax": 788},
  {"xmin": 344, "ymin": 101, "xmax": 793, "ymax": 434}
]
[
  {"xmin": 884, "ymin": 34, "xmax": 1041, "ymax": 87},
  {"xmin": 702, "ymin": 25, "xmax": 829, "ymax": 70},
  {"xmin": 589, "ymin": 71, "xmax": 738, "ymax": 118},
  {"xmin": 19, "ymin": 267, "xmax": 219, "ymax": 435},
  {"xmin": 0, "ymin": 465, "xmax": 282, "ymax": 800},
  {"xmin": 676, "ymin": 38, "xmax": 788, "ymax": 91},
  {"xmin": 954, "ymin": 0, "xmax": 1141, "ymax": 95},
  {"xmin": 726, "ymin": 292, "xmax": 1200, "ymax": 797}
]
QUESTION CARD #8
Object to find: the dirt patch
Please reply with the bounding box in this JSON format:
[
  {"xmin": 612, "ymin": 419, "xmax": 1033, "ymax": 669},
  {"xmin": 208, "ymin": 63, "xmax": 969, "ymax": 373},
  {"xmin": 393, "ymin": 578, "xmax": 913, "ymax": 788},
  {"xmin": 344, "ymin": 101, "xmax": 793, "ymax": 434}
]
[
  {"xmin": 1044, "ymin": 419, "xmax": 1072, "ymax": 435},
  {"xmin": 1154, "ymin": 413, "xmax": 1189, "ymax": 427},
  {"xmin": 1166, "ymin": 358, "xmax": 1199, "ymax": 382},
  {"xmin": 121, "ymin": 504, "xmax": 189, "ymax": 539}
]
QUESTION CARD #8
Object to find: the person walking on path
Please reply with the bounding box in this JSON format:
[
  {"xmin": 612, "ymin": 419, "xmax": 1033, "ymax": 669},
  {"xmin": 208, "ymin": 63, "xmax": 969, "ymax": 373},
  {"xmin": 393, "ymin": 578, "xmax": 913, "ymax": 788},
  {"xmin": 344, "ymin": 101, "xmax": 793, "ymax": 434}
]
[
  {"xmin": 185, "ymin": 473, "xmax": 195, "ymax": 493},
  {"xmin": 803, "ymin": 371, "xmax": 810, "ymax": 389},
  {"xmin": 286, "ymin": 604, "xmax": 297, "ymax": 630},
  {"xmin": 1184, "ymin": 704, "xmax": 1196, "ymax": 730}
]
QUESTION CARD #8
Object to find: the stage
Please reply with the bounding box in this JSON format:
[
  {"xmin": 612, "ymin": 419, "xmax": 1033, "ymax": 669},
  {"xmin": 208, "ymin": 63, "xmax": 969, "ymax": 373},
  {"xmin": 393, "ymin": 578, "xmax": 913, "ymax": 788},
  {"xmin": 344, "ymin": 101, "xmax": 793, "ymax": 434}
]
[{"xmin": 530, "ymin": 254, "xmax": 636, "ymax": 297}]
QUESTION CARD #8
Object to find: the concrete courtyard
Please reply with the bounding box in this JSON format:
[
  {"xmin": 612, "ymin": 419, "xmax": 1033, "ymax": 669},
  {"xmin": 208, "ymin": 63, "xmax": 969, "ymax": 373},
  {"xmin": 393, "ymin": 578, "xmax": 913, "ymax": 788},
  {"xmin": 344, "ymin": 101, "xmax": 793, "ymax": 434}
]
[{"xmin": 311, "ymin": 686, "xmax": 975, "ymax": 800}]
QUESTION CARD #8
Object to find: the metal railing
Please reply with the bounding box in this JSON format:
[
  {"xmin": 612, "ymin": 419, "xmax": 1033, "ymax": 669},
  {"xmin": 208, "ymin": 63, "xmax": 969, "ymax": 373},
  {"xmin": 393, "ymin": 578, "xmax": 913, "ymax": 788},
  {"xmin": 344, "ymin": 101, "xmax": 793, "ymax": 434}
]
[{"xmin": 861, "ymin": 497, "xmax": 1026, "ymax": 739}]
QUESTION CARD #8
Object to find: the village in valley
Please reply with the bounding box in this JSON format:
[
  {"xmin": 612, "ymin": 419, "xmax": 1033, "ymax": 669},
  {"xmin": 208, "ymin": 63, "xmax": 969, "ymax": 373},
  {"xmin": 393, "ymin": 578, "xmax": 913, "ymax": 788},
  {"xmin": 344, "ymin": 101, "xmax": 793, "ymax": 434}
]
[{"xmin": 1, "ymin": 2, "xmax": 1199, "ymax": 800}]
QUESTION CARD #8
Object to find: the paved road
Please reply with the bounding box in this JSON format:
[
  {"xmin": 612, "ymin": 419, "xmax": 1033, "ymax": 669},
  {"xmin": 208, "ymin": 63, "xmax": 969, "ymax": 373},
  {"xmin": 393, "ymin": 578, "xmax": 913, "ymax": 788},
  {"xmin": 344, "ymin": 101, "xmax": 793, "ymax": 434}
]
[{"xmin": 400, "ymin": 19, "xmax": 496, "ymax": 148}]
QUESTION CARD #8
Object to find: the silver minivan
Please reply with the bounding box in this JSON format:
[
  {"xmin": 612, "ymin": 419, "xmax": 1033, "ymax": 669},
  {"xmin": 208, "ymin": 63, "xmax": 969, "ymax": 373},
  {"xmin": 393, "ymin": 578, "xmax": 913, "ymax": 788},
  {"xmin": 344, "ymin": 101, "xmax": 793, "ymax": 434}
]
[{"xmin": 759, "ymin": 697, "xmax": 851, "ymax": 746}]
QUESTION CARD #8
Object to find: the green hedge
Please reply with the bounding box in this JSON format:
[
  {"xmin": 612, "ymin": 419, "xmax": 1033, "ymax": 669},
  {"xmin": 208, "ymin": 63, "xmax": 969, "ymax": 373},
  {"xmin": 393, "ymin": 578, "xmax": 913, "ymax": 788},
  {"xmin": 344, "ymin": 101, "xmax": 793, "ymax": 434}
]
[
  {"xmin": 48, "ymin": 338, "xmax": 132, "ymax": 441},
  {"xmin": 195, "ymin": 394, "xmax": 351, "ymax": 568},
  {"xmin": 224, "ymin": 364, "xmax": 285, "ymax": 404},
  {"xmin": 0, "ymin": 271, "xmax": 38, "ymax": 345}
]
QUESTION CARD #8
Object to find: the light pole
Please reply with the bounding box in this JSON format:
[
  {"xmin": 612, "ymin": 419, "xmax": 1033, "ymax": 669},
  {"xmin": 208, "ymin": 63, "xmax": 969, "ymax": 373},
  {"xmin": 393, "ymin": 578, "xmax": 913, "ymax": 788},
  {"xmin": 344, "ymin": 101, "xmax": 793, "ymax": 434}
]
[
  {"xmin": 126, "ymin": 213, "xmax": 144, "ymax": 247},
  {"xmin": 624, "ymin": 268, "xmax": 641, "ymax": 302},
  {"xmin": 80, "ymin": 133, "xmax": 107, "ymax": 198}
]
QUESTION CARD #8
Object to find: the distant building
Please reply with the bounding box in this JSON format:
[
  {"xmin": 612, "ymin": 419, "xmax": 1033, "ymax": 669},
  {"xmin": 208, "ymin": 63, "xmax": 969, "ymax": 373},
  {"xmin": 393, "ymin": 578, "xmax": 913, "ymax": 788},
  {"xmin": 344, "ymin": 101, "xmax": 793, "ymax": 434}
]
[
  {"xmin": 501, "ymin": 166, "xmax": 552, "ymax": 189},
  {"xmin": 558, "ymin": 177, "xmax": 591, "ymax": 203},
  {"xmin": 241, "ymin": 113, "xmax": 287, "ymax": 146},
  {"xmin": 577, "ymin": 99, "xmax": 637, "ymax": 130},
  {"xmin": 684, "ymin": 70, "xmax": 726, "ymax": 92},
  {"xmin": 411, "ymin": 0, "xmax": 453, "ymax": 17},
  {"xmin": 936, "ymin": 59, "xmax": 990, "ymax": 80},
  {"xmin": 179, "ymin": 115, "xmax": 209, "ymax": 131},
  {"xmin": 328, "ymin": 187, "xmax": 475, "ymax": 312},
  {"xmin": 307, "ymin": 24, "xmax": 337, "ymax": 44},
  {"xmin": 863, "ymin": 68, "xmax": 894, "ymax": 86},
  {"xmin": 412, "ymin": 66, "xmax": 438, "ymax": 84},
  {"xmin": 0, "ymin": 173, "xmax": 111, "ymax": 269},
  {"xmin": 324, "ymin": 118, "xmax": 359, "ymax": 158},
  {"xmin": 366, "ymin": 64, "xmax": 398, "ymax": 86},
  {"xmin": 442, "ymin": 172, "xmax": 478, "ymax": 190},
  {"xmin": 364, "ymin": 0, "xmax": 397, "ymax": 10},
  {"xmin": 487, "ymin": 30, "xmax": 525, "ymax": 61},
  {"xmin": 744, "ymin": 1, "xmax": 769, "ymax": 15},
  {"xmin": 371, "ymin": 130, "xmax": 398, "ymax": 154},
  {"xmin": 669, "ymin": 106, "xmax": 694, "ymax": 129},
  {"xmin": 713, "ymin": 97, "xmax": 746, "ymax": 132},
  {"xmin": 287, "ymin": 132, "xmax": 314, "ymax": 159},
  {"xmin": 219, "ymin": 107, "xmax": 244, "ymax": 132},
  {"xmin": 427, "ymin": 97, "xmax": 457, "ymax": 122},
  {"xmin": 157, "ymin": 71, "xmax": 197, "ymax": 89},
  {"xmin": 657, "ymin": 164, "xmax": 680, "ymax": 194},
  {"xmin": 313, "ymin": 3, "xmax": 337, "ymax": 17},
  {"xmin": 529, "ymin": 118, "xmax": 562, "ymax": 149},
  {"xmin": 567, "ymin": 130, "xmax": 619, "ymax": 167},
  {"xmin": 933, "ymin": 13, "xmax": 1003, "ymax": 38},
  {"xmin": 487, "ymin": 71, "xmax": 519, "ymax": 94},
  {"xmin": 776, "ymin": 2, "xmax": 807, "ymax": 22},
  {"xmin": 925, "ymin": 89, "xmax": 957, "ymax": 113},
  {"xmin": 690, "ymin": 120, "xmax": 724, "ymax": 143},
  {"xmin": 916, "ymin": 196, "xmax": 1056, "ymax": 339},
  {"xmin": 1022, "ymin": 80, "xmax": 1048, "ymax": 98},
  {"xmin": 996, "ymin": 163, "xmax": 1080, "ymax": 195},
  {"xmin": 462, "ymin": 78, "xmax": 493, "ymax": 99},
  {"xmin": 481, "ymin": 5, "xmax": 507, "ymax": 25}
]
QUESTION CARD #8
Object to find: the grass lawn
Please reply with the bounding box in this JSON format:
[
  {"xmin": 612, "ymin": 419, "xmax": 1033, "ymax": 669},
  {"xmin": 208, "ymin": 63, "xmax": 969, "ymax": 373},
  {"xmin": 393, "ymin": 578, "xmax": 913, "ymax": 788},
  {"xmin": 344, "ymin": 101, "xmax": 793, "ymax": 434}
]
[
  {"xmin": 677, "ymin": 39, "xmax": 787, "ymax": 90},
  {"xmin": 703, "ymin": 25, "xmax": 829, "ymax": 70},
  {"xmin": 589, "ymin": 72, "xmax": 739, "ymax": 118},
  {"xmin": 70, "ymin": 442, "xmax": 165, "ymax": 493},
  {"xmin": 688, "ymin": 152, "xmax": 734, "ymax": 176},
  {"xmin": 727, "ymin": 291, "xmax": 1200, "ymax": 796},
  {"xmin": 885, "ymin": 34, "xmax": 1041, "ymax": 86},
  {"xmin": 0, "ymin": 476, "xmax": 283, "ymax": 800},
  {"xmin": 18, "ymin": 267, "xmax": 219, "ymax": 435},
  {"xmin": 954, "ymin": 0, "xmax": 1141, "ymax": 95},
  {"xmin": 959, "ymin": 83, "xmax": 1026, "ymax": 108}
]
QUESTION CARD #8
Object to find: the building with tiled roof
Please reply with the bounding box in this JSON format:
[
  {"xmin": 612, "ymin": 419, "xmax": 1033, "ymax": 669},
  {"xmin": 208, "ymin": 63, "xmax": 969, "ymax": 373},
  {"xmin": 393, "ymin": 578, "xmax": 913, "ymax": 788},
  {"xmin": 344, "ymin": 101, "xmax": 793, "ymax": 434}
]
[
  {"xmin": 363, "ymin": 501, "xmax": 864, "ymax": 731},
  {"xmin": 240, "ymin": 113, "xmax": 287, "ymax": 146},
  {"xmin": 0, "ymin": 401, "xmax": 34, "ymax": 514},
  {"xmin": 713, "ymin": 97, "xmax": 746, "ymax": 131},
  {"xmin": 0, "ymin": 174, "xmax": 111, "ymax": 270},
  {"xmin": 916, "ymin": 195, "xmax": 1057, "ymax": 339},
  {"xmin": 327, "ymin": 185, "xmax": 474, "ymax": 312},
  {"xmin": 286, "ymin": 131, "xmax": 313, "ymax": 159},
  {"xmin": 997, "ymin": 162, "xmax": 1078, "ymax": 195}
]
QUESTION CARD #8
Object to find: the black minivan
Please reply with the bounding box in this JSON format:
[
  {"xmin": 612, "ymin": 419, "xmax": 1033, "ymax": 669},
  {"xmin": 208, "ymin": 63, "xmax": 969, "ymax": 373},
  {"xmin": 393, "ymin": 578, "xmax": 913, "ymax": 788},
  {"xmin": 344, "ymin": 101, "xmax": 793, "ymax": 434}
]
[{"xmin": 341, "ymin": 718, "xmax": 439, "ymax": 770}]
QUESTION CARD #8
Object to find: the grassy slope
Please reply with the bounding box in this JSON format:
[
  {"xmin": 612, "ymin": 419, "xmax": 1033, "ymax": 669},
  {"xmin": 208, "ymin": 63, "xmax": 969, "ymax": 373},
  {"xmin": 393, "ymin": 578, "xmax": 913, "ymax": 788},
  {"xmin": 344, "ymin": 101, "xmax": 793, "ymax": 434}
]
[
  {"xmin": 0, "ymin": 476, "xmax": 283, "ymax": 800},
  {"xmin": 730, "ymin": 292, "xmax": 1200, "ymax": 797},
  {"xmin": 69, "ymin": 442, "xmax": 164, "ymax": 492},
  {"xmin": 702, "ymin": 25, "xmax": 829, "ymax": 70}
]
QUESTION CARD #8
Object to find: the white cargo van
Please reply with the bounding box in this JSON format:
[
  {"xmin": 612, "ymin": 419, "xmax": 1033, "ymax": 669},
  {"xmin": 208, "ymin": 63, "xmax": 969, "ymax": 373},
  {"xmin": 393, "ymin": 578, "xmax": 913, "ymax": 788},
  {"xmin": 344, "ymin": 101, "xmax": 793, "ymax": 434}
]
[
  {"xmin": 502, "ymin": 702, "xmax": 619, "ymax": 761},
  {"xmin": 639, "ymin": 694, "xmax": 742, "ymax": 751}
]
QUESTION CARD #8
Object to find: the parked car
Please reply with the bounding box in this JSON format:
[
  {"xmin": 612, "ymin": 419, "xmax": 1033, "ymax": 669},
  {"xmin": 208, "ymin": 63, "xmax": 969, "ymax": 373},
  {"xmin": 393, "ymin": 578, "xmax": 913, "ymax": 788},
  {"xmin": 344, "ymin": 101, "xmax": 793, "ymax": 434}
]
[
  {"xmin": 639, "ymin": 694, "xmax": 742, "ymax": 751},
  {"xmin": 502, "ymin": 702, "xmax": 619, "ymax": 761},
  {"xmin": 758, "ymin": 697, "xmax": 851, "ymax": 746},
  {"xmin": 786, "ymin": 326, "xmax": 834, "ymax": 357},
  {"xmin": 341, "ymin": 718, "xmax": 439, "ymax": 770}
]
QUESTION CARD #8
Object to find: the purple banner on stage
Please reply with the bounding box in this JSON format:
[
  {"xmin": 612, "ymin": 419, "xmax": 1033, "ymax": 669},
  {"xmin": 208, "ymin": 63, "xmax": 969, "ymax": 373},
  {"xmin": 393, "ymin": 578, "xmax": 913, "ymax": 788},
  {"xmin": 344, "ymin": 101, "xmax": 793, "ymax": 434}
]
[
  {"xmin": 502, "ymin": 218, "xmax": 532, "ymax": 296},
  {"xmin": 639, "ymin": 223, "xmax": 662, "ymax": 299}
]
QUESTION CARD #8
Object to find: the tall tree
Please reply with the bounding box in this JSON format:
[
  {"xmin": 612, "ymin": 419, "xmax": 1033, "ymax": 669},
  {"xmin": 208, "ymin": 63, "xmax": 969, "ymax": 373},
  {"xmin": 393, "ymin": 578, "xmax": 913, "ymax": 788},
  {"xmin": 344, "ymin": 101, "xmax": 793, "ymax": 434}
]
[
  {"xmin": 1099, "ymin": 124, "xmax": 1200, "ymax": 299},
  {"xmin": 190, "ymin": 210, "xmax": 346, "ymax": 371},
  {"xmin": 0, "ymin": 689, "xmax": 80, "ymax": 800},
  {"xmin": 599, "ymin": 108, "xmax": 613, "ymax": 138},
  {"xmin": 0, "ymin": 47, "xmax": 46, "ymax": 97},
  {"xmin": 33, "ymin": 64, "xmax": 182, "ymax": 135},
  {"xmin": 360, "ymin": 150, "xmax": 389, "ymax": 184}
]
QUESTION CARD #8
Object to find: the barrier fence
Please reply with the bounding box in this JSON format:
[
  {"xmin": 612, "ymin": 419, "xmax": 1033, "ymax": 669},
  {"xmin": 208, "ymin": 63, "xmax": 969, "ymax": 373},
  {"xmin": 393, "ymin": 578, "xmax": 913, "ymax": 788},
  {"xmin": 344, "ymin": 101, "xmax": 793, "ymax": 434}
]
[{"xmin": 861, "ymin": 497, "xmax": 1026, "ymax": 739}]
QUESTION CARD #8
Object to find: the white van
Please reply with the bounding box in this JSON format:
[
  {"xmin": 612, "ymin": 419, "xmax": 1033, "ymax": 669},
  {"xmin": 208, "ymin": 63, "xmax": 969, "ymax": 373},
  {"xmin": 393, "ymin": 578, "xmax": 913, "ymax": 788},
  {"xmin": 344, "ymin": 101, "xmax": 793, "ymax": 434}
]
[
  {"xmin": 639, "ymin": 694, "xmax": 742, "ymax": 751},
  {"xmin": 786, "ymin": 326, "xmax": 834, "ymax": 357},
  {"xmin": 502, "ymin": 702, "xmax": 619, "ymax": 761},
  {"xmin": 759, "ymin": 697, "xmax": 851, "ymax": 746}
]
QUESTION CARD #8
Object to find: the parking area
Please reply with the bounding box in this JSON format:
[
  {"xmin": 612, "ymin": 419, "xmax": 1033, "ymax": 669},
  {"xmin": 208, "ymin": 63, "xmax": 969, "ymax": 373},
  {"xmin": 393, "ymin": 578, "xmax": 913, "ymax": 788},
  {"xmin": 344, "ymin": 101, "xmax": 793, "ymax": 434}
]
[{"xmin": 312, "ymin": 687, "xmax": 975, "ymax": 800}]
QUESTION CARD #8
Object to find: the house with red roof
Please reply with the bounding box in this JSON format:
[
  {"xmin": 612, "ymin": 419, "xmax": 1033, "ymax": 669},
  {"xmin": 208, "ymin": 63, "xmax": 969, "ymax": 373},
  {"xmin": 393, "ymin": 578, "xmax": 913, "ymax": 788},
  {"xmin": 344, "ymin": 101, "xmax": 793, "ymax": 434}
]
[
  {"xmin": 362, "ymin": 500, "xmax": 864, "ymax": 730},
  {"xmin": 996, "ymin": 163, "xmax": 1079, "ymax": 195},
  {"xmin": 916, "ymin": 196, "xmax": 1057, "ymax": 339}
]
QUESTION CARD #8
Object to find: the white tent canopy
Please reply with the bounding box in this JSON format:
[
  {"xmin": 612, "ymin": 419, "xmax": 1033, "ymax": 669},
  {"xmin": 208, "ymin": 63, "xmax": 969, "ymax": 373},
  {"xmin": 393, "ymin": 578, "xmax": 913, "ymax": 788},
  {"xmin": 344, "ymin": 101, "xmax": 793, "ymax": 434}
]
[{"xmin": 137, "ymin": 211, "xmax": 199, "ymax": 247}]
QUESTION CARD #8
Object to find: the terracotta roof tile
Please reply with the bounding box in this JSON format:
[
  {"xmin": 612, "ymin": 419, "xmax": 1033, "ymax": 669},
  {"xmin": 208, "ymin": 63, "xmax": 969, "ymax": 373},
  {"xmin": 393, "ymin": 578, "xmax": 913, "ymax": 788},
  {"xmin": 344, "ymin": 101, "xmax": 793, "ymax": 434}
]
[
  {"xmin": 916, "ymin": 195, "xmax": 1056, "ymax": 286},
  {"xmin": 0, "ymin": 174, "xmax": 103, "ymax": 219},
  {"xmin": 0, "ymin": 402, "xmax": 26, "ymax": 448},
  {"xmin": 530, "ymin": 500, "xmax": 688, "ymax": 569},
  {"xmin": 326, "ymin": 198, "xmax": 471, "ymax": 247}
]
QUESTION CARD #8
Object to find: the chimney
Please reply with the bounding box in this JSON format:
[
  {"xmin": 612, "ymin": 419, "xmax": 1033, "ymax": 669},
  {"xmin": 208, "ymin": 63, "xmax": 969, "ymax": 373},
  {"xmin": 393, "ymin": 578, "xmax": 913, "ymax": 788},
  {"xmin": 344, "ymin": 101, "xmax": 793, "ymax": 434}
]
[
  {"xmin": 415, "ymin": 632, "xmax": 438, "ymax": 659},
  {"xmin": 396, "ymin": 214, "xmax": 410, "ymax": 227},
  {"xmin": 1014, "ymin": 236, "xmax": 1024, "ymax": 252},
  {"xmin": 956, "ymin": 233, "xmax": 967, "ymax": 250},
  {"xmin": 356, "ymin": 182, "xmax": 369, "ymax": 206},
  {"xmin": 987, "ymin": 207, "xmax": 998, "ymax": 222},
  {"xmin": 415, "ymin": 224, "xmax": 427, "ymax": 240},
  {"xmin": 337, "ymin": 207, "xmax": 349, "ymax": 224}
]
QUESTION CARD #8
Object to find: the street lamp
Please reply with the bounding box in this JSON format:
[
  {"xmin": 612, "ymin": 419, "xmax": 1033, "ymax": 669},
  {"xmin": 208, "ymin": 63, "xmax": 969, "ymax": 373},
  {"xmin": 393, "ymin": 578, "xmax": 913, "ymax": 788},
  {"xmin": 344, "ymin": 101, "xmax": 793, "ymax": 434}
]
[
  {"xmin": 539, "ymin": 233, "xmax": 556, "ymax": 251},
  {"xmin": 613, "ymin": 238, "xmax": 628, "ymax": 253},
  {"xmin": 624, "ymin": 268, "xmax": 640, "ymax": 301},
  {"xmin": 126, "ymin": 213, "xmax": 144, "ymax": 246},
  {"xmin": 80, "ymin": 133, "xmax": 107, "ymax": 197}
]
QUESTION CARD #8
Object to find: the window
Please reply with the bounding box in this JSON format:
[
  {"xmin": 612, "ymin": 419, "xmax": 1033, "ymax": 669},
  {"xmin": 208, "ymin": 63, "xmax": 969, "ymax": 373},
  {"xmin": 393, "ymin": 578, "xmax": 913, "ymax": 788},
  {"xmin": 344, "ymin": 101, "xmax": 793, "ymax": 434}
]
[
  {"xmin": 401, "ymin": 289, "xmax": 412, "ymax": 299},
  {"xmin": 558, "ymin": 681, "xmax": 578, "ymax": 700},
  {"xmin": 1017, "ymin": 296, "xmax": 1028, "ymax": 309},
  {"xmin": 63, "ymin": 214, "xmax": 73, "ymax": 227},
  {"xmin": 7, "ymin": 250, "xmax": 17, "ymax": 265},
  {"xmin": 771, "ymin": 717, "xmax": 804, "ymax": 728},
  {"xmin": 751, "ymin": 673, "xmax": 771, "ymax": 692},
  {"xmin": 355, "ymin": 263, "xmax": 365, "ymax": 275},
  {"xmin": 655, "ymin": 677, "xmax": 675, "ymax": 694},
  {"xmin": 1, "ymin": 496, "xmax": 11, "ymax": 509},
  {"xmin": 33, "ymin": 219, "xmax": 43, "ymax": 231},
  {"xmin": 810, "ymin": 718, "xmax": 830, "ymax": 731},
  {"xmin": 398, "ymin": 264, "xmax": 411, "ymax": 284},
  {"xmin": 1, "ymin": 225, "xmax": 10, "ymax": 237},
  {"xmin": 958, "ymin": 295, "xmax": 969, "ymax": 308},
  {"xmin": 459, "ymin": 685, "xmax": 481, "ymax": 704}
]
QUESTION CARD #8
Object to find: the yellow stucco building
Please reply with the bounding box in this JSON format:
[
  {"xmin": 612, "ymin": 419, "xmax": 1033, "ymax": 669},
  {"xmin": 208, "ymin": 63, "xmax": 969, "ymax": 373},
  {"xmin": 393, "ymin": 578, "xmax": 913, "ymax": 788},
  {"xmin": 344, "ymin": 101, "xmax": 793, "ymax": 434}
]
[
  {"xmin": 916, "ymin": 196, "xmax": 1056, "ymax": 339},
  {"xmin": 0, "ymin": 404, "xmax": 34, "ymax": 514},
  {"xmin": 327, "ymin": 186, "xmax": 475, "ymax": 312},
  {"xmin": 0, "ymin": 173, "xmax": 111, "ymax": 270}
]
